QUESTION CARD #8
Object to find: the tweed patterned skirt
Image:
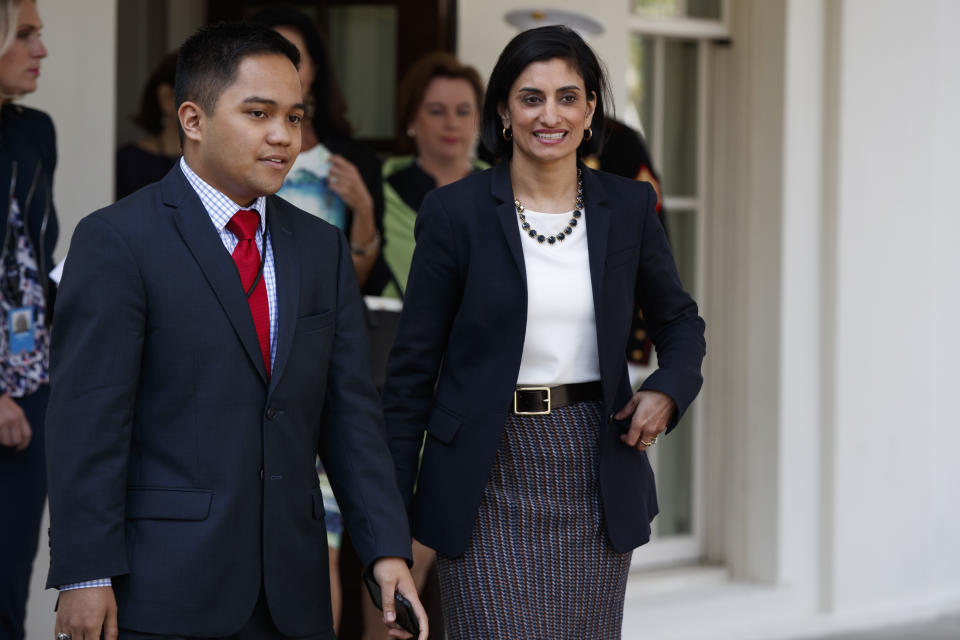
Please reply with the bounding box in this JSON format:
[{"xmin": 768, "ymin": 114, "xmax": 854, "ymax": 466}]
[{"xmin": 436, "ymin": 399, "xmax": 632, "ymax": 639}]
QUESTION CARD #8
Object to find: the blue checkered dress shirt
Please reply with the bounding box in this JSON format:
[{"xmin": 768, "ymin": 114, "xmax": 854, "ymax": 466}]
[{"xmin": 60, "ymin": 158, "xmax": 279, "ymax": 591}]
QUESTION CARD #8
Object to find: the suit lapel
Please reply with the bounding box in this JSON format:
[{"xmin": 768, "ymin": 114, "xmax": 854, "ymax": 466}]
[
  {"xmin": 491, "ymin": 161, "xmax": 527, "ymax": 289},
  {"xmin": 165, "ymin": 168, "xmax": 269, "ymax": 385},
  {"xmin": 266, "ymin": 198, "xmax": 299, "ymax": 397},
  {"xmin": 580, "ymin": 164, "xmax": 615, "ymax": 406},
  {"xmin": 582, "ymin": 162, "xmax": 611, "ymax": 317}
]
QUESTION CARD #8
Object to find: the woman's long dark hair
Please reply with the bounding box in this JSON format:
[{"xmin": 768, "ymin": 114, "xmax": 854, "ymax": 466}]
[
  {"xmin": 482, "ymin": 25, "xmax": 611, "ymax": 158},
  {"xmin": 133, "ymin": 52, "xmax": 177, "ymax": 135},
  {"xmin": 249, "ymin": 4, "xmax": 352, "ymax": 140}
]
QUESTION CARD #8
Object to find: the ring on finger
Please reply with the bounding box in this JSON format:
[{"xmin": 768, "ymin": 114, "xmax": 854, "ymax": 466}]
[
  {"xmin": 57, "ymin": 633, "xmax": 72, "ymax": 640},
  {"xmin": 329, "ymin": 175, "xmax": 338, "ymax": 185}
]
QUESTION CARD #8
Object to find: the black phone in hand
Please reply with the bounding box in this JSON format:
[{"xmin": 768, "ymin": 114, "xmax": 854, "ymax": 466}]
[{"xmin": 361, "ymin": 568, "xmax": 420, "ymax": 636}]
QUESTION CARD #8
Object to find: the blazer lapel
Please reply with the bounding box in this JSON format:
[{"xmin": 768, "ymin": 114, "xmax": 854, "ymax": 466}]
[
  {"xmin": 580, "ymin": 164, "xmax": 616, "ymax": 406},
  {"xmin": 581, "ymin": 162, "xmax": 611, "ymax": 317},
  {"xmin": 491, "ymin": 161, "xmax": 527, "ymax": 289},
  {"xmin": 165, "ymin": 168, "xmax": 269, "ymax": 385},
  {"xmin": 265, "ymin": 198, "xmax": 299, "ymax": 397}
]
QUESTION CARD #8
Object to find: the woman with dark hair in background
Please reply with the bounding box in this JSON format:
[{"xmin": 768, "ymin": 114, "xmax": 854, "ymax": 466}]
[
  {"xmin": 383, "ymin": 26, "xmax": 705, "ymax": 638},
  {"xmin": 0, "ymin": 1, "xmax": 58, "ymax": 637},
  {"xmin": 115, "ymin": 51, "xmax": 179, "ymax": 200},
  {"xmin": 250, "ymin": 6, "xmax": 386, "ymax": 634},
  {"xmin": 251, "ymin": 4, "xmax": 385, "ymax": 292},
  {"xmin": 380, "ymin": 52, "xmax": 485, "ymax": 300}
]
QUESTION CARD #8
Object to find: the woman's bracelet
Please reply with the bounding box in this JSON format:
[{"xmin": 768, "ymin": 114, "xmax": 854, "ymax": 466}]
[{"xmin": 350, "ymin": 230, "xmax": 381, "ymax": 256}]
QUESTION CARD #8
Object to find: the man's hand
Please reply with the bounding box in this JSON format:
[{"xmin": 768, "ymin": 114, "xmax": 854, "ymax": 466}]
[
  {"xmin": 372, "ymin": 556, "xmax": 428, "ymax": 640},
  {"xmin": 55, "ymin": 586, "xmax": 118, "ymax": 640},
  {"xmin": 0, "ymin": 393, "xmax": 31, "ymax": 451},
  {"xmin": 615, "ymin": 390, "xmax": 676, "ymax": 451}
]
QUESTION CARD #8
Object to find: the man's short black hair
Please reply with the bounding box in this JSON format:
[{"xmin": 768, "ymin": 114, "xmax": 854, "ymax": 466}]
[
  {"xmin": 249, "ymin": 4, "xmax": 354, "ymax": 141},
  {"xmin": 175, "ymin": 21, "xmax": 300, "ymax": 118}
]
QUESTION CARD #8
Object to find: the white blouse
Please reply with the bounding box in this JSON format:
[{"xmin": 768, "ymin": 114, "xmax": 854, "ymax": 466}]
[{"xmin": 515, "ymin": 207, "xmax": 601, "ymax": 386}]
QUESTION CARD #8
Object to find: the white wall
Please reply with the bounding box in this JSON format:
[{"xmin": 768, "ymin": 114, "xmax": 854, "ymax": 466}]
[
  {"xmin": 19, "ymin": 2, "xmax": 117, "ymax": 636},
  {"xmin": 457, "ymin": 2, "xmax": 631, "ymax": 120},
  {"xmin": 827, "ymin": 0, "xmax": 960, "ymax": 614},
  {"xmin": 22, "ymin": 0, "xmax": 117, "ymax": 262},
  {"xmin": 709, "ymin": 0, "xmax": 960, "ymax": 622},
  {"xmin": 778, "ymin": 0, "xmax": 825, "ymax": 595},
  {"xmin": 625, "ymin": 0, "xmax": 960, "ymax": 635}
]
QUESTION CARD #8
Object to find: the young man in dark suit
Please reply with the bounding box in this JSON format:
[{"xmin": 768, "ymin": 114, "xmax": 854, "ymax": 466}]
[{"xmin": 45, "ymin": 22, "xmax": 426, "ymax": 640}]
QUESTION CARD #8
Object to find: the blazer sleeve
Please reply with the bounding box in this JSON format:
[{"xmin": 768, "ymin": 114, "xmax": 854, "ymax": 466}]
[
  {"xmin": 45, "ymin": 215, "xmax": 146, "ymax": 587},
  {"xmin": 381, "ymin": 191, "xmax": 461, "ymax": 509},
  {"xmin": 634, "ymin": 185, "xmax": 706, "ymax": 431},
  {"xmin": 317, "ymin": 230, "xmax": 412, "ymax": 567},
  {"xmin": 329, "ymin": 136, "xmax": 389, "ymax": 295}
]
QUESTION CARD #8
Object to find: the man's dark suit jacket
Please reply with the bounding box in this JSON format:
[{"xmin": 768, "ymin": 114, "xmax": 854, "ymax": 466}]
[
  {"xmin": 383, "ymin": 160, "xmax": 706, "ymax": 558},
  {"xmin": 45, "ymin": 166, "xmax": 411, "ymax": 638}
]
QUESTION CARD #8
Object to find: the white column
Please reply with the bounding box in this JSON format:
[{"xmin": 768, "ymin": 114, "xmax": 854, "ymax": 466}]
[
  {"xmin": 22, "ymin": 0, "xmax": 118, "ymax": 261},
  {"xmin": 20, "ymin": 2, "xmax": 118, "ymax": 637},
  {"xmin": 778, "ymin": 0, "xmax": 827, "ymax": 596},
  {"xmin": 827, "ymin": 0, "xmax": 960, "ymax": 614}
]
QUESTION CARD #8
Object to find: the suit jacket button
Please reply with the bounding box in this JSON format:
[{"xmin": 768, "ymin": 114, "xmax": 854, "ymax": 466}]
[
  {"xmin": 259, "ymin": 467, "xmax": 264, "ymax": 481},
  {"xmin": 266, "ymin": 407, "xmax": 277, "ymax": 420}
]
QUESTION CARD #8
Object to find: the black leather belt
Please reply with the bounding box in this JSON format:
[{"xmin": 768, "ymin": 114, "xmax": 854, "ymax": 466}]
[{"xmin": 513, "ymin": 381, "xmax": 603, "ymax": 415}]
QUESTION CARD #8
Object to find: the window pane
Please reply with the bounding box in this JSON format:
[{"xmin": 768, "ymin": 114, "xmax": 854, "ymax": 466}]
[
  {"xmin": 661, "ymin": 39, "xmax": 698, "ymax": 196},
  {"xmin": 628, "ymin": 36, "xmax": 656, "ymax": 139},
  {"xmin": 652, "ymin": 208, "xmax": 697, "ymax": 537},
  {"xmin": 667, "ymin": 209, "xmax": 697, "ymax": 293},
  {"xmin": 633, "ymin": 0, "xmax": 722, "ymax": 20},
  {"xmin": 632, "ymin": 0, "xmax": 679, "ymax": 18},
  {"xmin": 687, "ymin": 0, "xmax": 722, "ymax": 19},
  {"xmin": 655, "ymin": 404, "xmax": 694, "ymax": 536},
  {"xmin": 328, "ymin": 6, "xmax": 397, "ymax": 139}
]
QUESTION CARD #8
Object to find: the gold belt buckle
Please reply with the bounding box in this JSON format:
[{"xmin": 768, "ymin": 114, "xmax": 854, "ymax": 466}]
[{"xmin": 513, "ymin": 386, "xmax": 551, "ymax": 415}]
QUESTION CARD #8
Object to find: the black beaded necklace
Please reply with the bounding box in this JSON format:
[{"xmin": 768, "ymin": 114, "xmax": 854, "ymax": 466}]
[{"xmin": 514, "ymin": 168, "xmax": 583, "ymax": 246}]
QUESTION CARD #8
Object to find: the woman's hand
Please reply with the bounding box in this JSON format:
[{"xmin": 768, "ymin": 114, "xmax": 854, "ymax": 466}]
[
  {"xmin": 614, "ymin": 390, "xmax": 675, "ymax": 451},
  {"xmin": 328, "ymin": 154, "xmax": 374, "ymax": 219},
  {"xmin": 0, "ymin": 393, "xmax": 31, "ymax": 451},
  {"xmin": 328, "ymin": 154, "xmax": 379, "ymax": 286}
]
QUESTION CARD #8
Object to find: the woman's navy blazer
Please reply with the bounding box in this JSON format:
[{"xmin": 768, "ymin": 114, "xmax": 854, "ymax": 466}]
[{"xmin": 382, "ymin": 160, "xmax": 706, "ymax": 556}]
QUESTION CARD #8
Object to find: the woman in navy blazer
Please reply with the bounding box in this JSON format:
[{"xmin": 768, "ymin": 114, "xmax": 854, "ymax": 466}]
[{"xmin": 383, "ymin": 26, "xmax": 706, "ymax": 639}]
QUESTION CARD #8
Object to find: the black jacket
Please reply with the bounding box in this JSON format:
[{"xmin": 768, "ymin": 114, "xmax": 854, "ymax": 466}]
[
  {"xmin": 46, "ymin": 166, "xmax": 411, "ymax": 637},
  {"xmin": 383, "ymin": 161, "xmax": 706, "ymax": 557},
  {"xmin": 0, "ymin": 103, "xmax": 59, "ymax": 317}
]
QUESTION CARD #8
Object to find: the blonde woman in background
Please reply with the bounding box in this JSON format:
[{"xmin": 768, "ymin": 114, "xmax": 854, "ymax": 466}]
[
  {"xmin": 0, "ymin": 1, "xmax": 58, "ymax": 637},
  {"xmin": 362, "ymin": 52, "xmax": 484, "ymax": 640}
]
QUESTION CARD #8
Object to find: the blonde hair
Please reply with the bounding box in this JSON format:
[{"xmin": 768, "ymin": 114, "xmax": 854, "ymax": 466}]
[{"xmin": 0, "ymin": 0, "xmax": 25, "ymax": 58}]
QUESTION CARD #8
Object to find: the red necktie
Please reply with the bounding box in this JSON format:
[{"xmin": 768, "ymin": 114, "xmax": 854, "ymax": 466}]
[{"xmin": 227, "ymin": 210, "xmax": 270, "ymax": 378}]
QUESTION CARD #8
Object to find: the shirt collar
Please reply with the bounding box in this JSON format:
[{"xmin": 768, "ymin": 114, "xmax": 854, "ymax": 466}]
[{"xmin": 179, "ymin": 156, "xmax": 267, "ymax": 233}]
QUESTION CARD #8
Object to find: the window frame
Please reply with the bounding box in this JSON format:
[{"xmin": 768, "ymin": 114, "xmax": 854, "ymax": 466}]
[{"xmin": 627, "ymin": 5, "xmax": 726, "ymax": 570}]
